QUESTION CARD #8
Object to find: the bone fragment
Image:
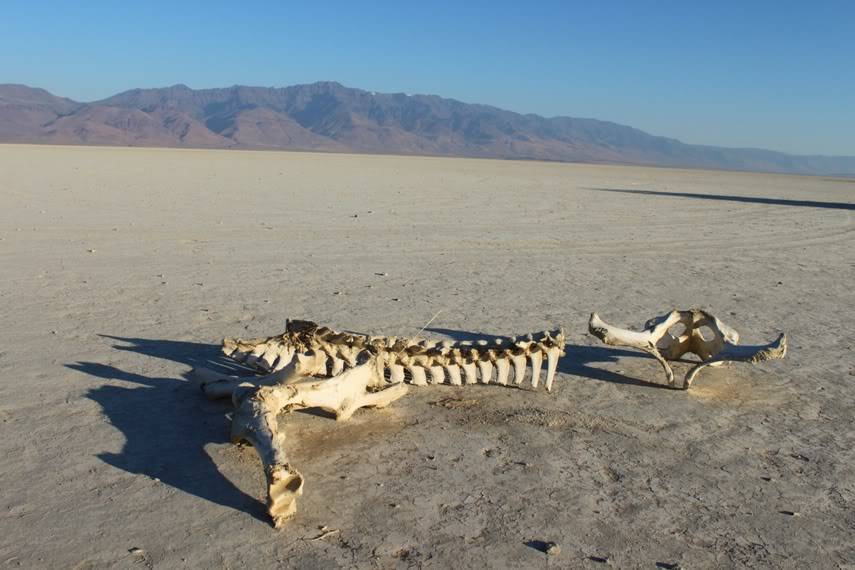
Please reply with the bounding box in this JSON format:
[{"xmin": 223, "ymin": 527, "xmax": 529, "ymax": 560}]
[
  {"xmin": 389, "ymin": 364, "xmax": 405, "ymax": 384},
  {"xmin": 495, "ymin": 358, "xmax": 510, "ymax": 385},
  {"xmin": 462, "ymin": 362, "xmax": 478, "ymax": 384},
  {"xmin": 511, "ymin": 355, "xmax": 527, "ymax": 385},
  {"xmin": 409, "ymin": 366, "xmax": 428, "ymax": 386},
  {"xmin": 544, "ymin": 346, "xmax": 561, "ymax": 392},
  {"xmin": 330, "ymin": 357, "xmax": 345, "ymax": 376},
  {"xmin": 529, "ymin": 352, "xmax": 543, "ymax": 388},
  {"xmin": 478, "ymin": 360, "xmax": 494, "ymax": 384},
  {"xmin": 445, "ymin": 365, "xmax": 462, "ymax": 385}
]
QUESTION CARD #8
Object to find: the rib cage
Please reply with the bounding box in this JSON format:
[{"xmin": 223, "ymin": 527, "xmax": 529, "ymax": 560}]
[{"xmin": 223, "ymin": 319, "xmax": 567, "ymax": 391}]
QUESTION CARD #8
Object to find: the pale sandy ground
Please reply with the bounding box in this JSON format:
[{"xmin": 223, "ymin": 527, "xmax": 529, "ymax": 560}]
[{"xmin": 1, "ymin": 145, "xmax": 854, "ymax": 569}]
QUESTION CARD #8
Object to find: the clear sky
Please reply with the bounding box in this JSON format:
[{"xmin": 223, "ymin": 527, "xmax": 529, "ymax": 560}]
[{"xmin": 1, "ymin": 1, "xmax": 853, "ymax": 155}]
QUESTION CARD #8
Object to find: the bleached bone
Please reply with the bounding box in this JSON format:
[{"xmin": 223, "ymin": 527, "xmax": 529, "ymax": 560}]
[
  {"xmin": 529, "ymin": 351, "xmax": 543, "ymax": 388},
  {"xmin": 389, "ymin": 364, "xmax": 405, "ymax": 383},
  {"xmin": 588, "ymin": 309, "xmax": 787, "ymax": 389},
  {"xmin": 462, "ymin": 362, "xmax": 478, "ymax": 384},
  {"xmin": 478, "ymin": 360, "xmax": 493, "ymax": 384},
  {"xmin": 445, "ymin": 364, "xmax": 462, "ymax": 385},
  {"xmin": 330, "ymin": 356, "xmax": 345, "ymax": 376},
  {"xmin": 230, "ymin": 358, "xmax": 408, "ymax": 528},
  {"xmin": 511, "ymin": 354, "xmax": 527, "ymax": 385},
  {"xmin": 194, "ymin": 351, "xmax": 327, "ymax": 400},
  {"xmin": 495, "ymin": 357, "xmax": 510, "ymax": 385},
  {"xmin": 544, "ymin": 346, "xmax": 562, "ymax": 391},
  {"xmin": 202, "ymin": 320, "xmax": 566, "ymax": 527},
  {"xmin": 409, "ymin": 366, "xmax": 428, "ymax": 386},
  {"xmin": 220, "ymin": 320, "xmax": 566, "ymax": 396}
]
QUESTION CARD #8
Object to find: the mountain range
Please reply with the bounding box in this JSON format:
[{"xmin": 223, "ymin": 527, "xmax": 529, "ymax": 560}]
[{"xmin": 1, "ymin": 81, "xmax": 853, "ymax": 176}]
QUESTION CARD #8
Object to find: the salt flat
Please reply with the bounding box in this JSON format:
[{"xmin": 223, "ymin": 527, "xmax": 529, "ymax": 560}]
[{"xmin": 0, "ymin": 144, "xmax": 853, "ymax": 568}]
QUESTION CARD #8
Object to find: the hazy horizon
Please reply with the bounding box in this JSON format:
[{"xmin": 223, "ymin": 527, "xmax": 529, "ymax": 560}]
[
  {"xmin": 8, "ymin": 79, "xmax": 855, "ymax": 160},
  {"xmin": 2, "ymin": 1, "xmax": 853, "ymax": 155}
]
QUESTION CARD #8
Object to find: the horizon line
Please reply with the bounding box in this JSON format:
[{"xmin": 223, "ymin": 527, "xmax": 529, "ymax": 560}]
[{"xmin": 5, "ymin": 80, "xmax": 854, "ymax": 160}]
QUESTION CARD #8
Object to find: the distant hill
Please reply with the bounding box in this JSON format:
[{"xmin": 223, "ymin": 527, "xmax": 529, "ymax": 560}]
[{"xmin": 2, "ymin": 82, "xmax": 854, "ymax": 176}]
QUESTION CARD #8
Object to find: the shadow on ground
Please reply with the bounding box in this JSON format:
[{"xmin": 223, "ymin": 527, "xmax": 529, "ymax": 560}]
[
  {"xmin": 69, "ymin": 328, "xmax": 672, "ymax": 524},
  {"xmin": 67, "ymin": 336, "xmax": 269, "ymax": 524},
  {"xmin": 584, "ymin": 187, "xmax": 855, "ymax": 211},
  {"xmin": 426, "ymin": 327, "xmax": 668, "ymax": 389}
]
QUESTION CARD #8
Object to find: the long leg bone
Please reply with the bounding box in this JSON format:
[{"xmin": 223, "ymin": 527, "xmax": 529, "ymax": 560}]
[
  {"xmin": 588, "ymin": 309, "xmax": 787, "ymax": 389},
  {"xmin": 230, "ymin": 359, "xmax": 408, "ymax": 528}
]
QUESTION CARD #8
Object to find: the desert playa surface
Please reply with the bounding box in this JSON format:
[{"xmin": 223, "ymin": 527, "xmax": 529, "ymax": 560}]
[{"xmin": 1, "ymin": 144, "xmax": 853, "ymax": 568}]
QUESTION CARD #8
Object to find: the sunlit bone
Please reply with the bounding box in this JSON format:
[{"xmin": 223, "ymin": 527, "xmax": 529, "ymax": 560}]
[
  {"xmin": 588, "ymin": 309, "xmax": 787, "ymax": 389},
  {"xmin": 213, "ymin": 325, "xmax": 569, "ymax": 398},
  {"xmin": 194, "ymin": 319, "xmax": 566, "ymax": 527},
  {"xmin": 229, "ymin": 358, "xmax": 408, "ymax": 528}
]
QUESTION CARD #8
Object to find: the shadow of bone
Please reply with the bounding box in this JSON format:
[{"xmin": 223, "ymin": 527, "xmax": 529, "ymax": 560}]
[
  {"xmin": 98, "ymin": 334, "xmax": 244, "ymax": 374},
  {"xmin": 560, "ymin": 343, "xmax": 672, "ymax": 389},
  {"xmin": 67, "ymin": 343, "xmax": 269, "ymax": 524},
  {"xmin": 584, "ymin": 187, "xmax": 855, "ymax": 211},
  {"xmin": 426, "ymin": 327, "xmax": 669, "ymax": 389}
]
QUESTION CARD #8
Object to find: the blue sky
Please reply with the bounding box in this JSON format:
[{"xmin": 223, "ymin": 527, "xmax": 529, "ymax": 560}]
[{"xmin": 1, "ymin": 1, "xmax": 853, "ymax": 155}]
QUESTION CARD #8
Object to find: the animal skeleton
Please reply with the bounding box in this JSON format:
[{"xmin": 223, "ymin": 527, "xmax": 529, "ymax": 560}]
[
  {"xmin": 588, "ymin": 309, "xmax": 787, "ymax": 389},
  {"xmin": 196, "ymin": 320, "xmax": 566, "ymax": 527}
]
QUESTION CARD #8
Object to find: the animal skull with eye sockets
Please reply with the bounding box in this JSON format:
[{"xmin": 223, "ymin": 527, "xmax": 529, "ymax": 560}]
[
  {"xmin": 194, "ymin": 320, "xmax": 566, "ymax": 528},
  {"xmin": 588, "ymin": 309, "xmax": 787, "ymax": 389}
]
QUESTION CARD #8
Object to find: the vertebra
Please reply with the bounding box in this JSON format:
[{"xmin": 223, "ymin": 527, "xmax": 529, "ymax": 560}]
[{"xmin": 212, "ymin": 319, "xmax": 566, "ymax": 397}]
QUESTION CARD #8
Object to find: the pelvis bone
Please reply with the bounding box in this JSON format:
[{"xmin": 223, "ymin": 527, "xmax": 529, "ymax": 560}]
[
  {"xmin": 195, "ymin": 320, "xmax": 565, "ymax": 527},
  {"xmin": 588, "ymin": 309, "xmax": 787, "ymax": 389}
]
